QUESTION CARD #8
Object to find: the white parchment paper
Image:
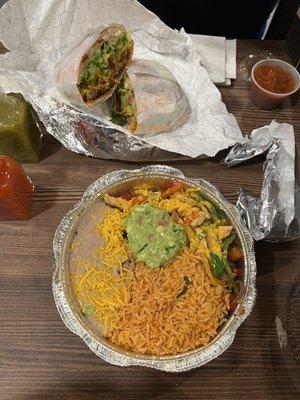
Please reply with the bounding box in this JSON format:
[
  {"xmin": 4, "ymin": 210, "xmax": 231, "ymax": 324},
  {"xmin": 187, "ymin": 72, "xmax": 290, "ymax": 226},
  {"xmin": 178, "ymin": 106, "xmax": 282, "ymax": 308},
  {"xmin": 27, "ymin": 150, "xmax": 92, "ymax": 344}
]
[{"xmin": 0, "ymin": 0, "xmax": 244, "ymax": 158}]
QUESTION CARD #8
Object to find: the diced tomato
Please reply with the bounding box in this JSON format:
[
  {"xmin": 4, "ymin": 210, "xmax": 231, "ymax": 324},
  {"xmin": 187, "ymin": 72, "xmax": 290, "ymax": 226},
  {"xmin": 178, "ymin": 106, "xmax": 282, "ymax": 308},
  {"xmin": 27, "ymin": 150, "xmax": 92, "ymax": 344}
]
[
  {"xmin": 120, "ymin": 193, "xmax": 132, "ymax": 201},
  {"xmin": 228, "ymin": 246, "xmax": 243, "ymax": 262},
  {"xmin": 131, "ymin": 195, "xmax": 145, "ymax": 206},
  {"xmin": 229, "ymin": 295, "xmax": 237, "ymax": 311},
  {"xmin": 184, "ymin": 216, "xmax": 192, "ymax": 225},
  {"xmin": 163, "ymin": 182, "xmax": 176, "ymax": 190},
  {"xmin": 161, "ymin": 182, "xmax": 184, "ymax": 198},
  {"xmin": 184, "ymin": 210, "xmax": 199, "ymax": 226},
  {"xmin": 229, "ymin": 301, "xmax": 236, "ymax": 311}
]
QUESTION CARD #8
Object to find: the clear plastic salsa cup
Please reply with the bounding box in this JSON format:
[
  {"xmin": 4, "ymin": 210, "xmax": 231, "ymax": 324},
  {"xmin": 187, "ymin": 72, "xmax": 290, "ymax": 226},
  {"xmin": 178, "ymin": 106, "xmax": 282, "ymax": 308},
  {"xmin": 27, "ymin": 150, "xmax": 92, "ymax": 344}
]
[{"xmin": 250, "ymin": 59, "xmax": 300, "ymax": 109}]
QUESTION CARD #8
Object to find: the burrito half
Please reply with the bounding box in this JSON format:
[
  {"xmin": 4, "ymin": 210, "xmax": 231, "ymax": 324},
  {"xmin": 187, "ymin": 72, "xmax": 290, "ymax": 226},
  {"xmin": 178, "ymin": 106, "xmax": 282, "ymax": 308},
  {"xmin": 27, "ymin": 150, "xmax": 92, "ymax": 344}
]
[
  {"xmin": 58, "ymin": 24, "xmax": 134, "ymax": 107},
  {"xmin": 111, "ymin": 59, "xmax": 191, "ymax": 135}
]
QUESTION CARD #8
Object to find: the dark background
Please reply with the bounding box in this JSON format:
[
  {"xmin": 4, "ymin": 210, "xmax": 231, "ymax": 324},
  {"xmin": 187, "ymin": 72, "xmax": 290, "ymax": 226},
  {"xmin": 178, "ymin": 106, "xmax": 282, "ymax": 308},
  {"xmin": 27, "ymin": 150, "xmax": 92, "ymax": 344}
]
[
  {"xmin": 139, "ymin": 0, "xmax": 278, "ymax": 38},
  {"xmin": 0, "ymin": 0, "xmax": 278, "ymax": 38}
]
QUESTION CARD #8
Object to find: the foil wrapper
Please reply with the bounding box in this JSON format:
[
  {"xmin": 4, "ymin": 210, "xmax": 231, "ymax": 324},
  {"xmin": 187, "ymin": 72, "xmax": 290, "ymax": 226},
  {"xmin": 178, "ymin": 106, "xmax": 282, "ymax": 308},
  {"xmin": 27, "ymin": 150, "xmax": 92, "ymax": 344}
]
[
  {"xmin": 225, "ymin": 121, "xmax": 299, "ymax": 242},
  {"xmin": 0, "ymin": 0, "xmax": 244, "ymax": 161},
  {"xmin": 53, "ymin": 165, "xmax": 256, "ymax": 372}
]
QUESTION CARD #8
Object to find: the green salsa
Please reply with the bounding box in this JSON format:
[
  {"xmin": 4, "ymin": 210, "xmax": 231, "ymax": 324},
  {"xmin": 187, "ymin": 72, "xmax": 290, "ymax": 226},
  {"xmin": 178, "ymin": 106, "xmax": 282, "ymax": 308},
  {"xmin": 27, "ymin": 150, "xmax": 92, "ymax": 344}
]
[
  {"xmin": 124, "ymin": 204, "xmax": 186, "ymax": 269},
  {"xmin": 0, "ymin": 93, "xmax": 42, "ymax": 163}
]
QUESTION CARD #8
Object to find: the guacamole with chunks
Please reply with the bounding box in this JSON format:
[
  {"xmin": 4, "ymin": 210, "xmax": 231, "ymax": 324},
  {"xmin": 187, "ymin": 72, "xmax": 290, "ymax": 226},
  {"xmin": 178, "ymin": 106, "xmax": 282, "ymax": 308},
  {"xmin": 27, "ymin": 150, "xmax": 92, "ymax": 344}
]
[{"xmin": 124, "ymin": 204, "xmax": 186, "ymax": 269}]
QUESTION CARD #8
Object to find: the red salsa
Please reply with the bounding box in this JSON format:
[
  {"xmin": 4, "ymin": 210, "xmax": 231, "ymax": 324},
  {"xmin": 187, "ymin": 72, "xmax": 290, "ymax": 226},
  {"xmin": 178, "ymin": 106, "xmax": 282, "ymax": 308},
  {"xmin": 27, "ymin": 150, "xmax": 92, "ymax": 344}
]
[{"xmin": 254, "ymin": 64, "xmax": 296, "ymax": 94}]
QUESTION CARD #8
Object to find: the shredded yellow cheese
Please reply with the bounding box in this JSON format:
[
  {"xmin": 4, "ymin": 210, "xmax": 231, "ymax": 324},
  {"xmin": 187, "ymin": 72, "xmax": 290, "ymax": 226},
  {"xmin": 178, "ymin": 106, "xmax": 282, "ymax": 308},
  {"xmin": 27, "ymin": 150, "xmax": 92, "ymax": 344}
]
[
  {"xmin": 70, "ymin": 241, "xmax": 80, "ymax": 250},
  {"xmin": 96, "ymin": 207, "xmax": 130, "ymax": 268},
  {"xmin": 73, "ymin": 260, "xmax": 132, "ymax": 335},
  {"xmin": 158, "ymin": 198, "xmax": 192, "ymax": 215},
  {"xmin": 133, "ymin": 186, "xmax": 193, "ymax": 215}
]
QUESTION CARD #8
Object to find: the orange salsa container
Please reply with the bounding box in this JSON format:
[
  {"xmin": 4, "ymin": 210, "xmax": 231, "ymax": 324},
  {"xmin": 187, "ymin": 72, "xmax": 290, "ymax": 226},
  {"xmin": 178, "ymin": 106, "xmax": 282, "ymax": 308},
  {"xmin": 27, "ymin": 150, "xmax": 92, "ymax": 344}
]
[{"xmin": 250, "ymin": 59, "xmax": 300, "ymax": 109}]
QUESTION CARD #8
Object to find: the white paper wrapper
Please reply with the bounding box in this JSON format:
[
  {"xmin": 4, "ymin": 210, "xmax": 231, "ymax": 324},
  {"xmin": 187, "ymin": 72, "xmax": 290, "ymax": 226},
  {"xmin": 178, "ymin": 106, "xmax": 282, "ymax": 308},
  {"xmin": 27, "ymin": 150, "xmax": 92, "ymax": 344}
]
[
  {"xmin": 115, "ymin": 59, "xmax": 191, "ymax": 135},
  {"xmin": 0, "ymin": 0, "xmax": 244, "ymax": 159}
]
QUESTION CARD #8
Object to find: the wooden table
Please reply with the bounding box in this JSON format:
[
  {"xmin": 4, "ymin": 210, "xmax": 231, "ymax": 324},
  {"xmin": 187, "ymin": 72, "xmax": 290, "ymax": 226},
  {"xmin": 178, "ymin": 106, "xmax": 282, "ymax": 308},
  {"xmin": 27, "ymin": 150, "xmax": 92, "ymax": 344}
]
[{"xmin": 1, "ymin": 40, "xmax": 299, "ymax": 400}]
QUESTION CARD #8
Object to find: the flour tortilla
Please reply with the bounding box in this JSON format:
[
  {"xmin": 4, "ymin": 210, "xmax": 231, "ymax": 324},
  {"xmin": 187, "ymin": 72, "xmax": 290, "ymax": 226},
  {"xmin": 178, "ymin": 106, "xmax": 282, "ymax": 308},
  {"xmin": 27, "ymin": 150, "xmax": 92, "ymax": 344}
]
[
  {"xmin": 112, "ymin": 59, "xmax": 191, "ymax": 136},
  {"xmin": 57, "ymin": 24, "xmax": 133, "ymax": 108}
]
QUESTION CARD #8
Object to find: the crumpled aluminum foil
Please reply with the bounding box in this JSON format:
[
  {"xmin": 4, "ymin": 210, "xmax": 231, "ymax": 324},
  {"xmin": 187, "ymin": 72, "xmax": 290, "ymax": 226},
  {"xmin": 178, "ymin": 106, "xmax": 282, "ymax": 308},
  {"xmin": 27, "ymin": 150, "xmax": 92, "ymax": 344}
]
[
  {"xmin": 225, "ymin": 120, "xmax": 299, "ymax": 242},
  {"xmin": 53, "ymin": 165, "xmax": 256, "ymax": 371}
]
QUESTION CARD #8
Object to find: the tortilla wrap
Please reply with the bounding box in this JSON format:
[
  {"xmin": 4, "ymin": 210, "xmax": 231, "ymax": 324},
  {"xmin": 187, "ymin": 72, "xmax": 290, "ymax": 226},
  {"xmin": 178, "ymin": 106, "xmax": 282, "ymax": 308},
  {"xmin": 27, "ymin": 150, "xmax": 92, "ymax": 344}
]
[
  {"xmin": 58, "ymin": 24, "xmax": 133, "ymax": 108},
  {"xmin": 111, "ymin": 59, "xmax": 191, "ymax": 135}
]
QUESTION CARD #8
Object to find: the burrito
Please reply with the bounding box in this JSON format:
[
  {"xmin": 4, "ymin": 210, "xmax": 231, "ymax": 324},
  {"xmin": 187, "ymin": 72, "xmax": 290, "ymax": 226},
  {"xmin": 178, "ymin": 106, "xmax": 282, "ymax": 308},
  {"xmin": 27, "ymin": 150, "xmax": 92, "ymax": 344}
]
[
  {"xmin": 111, "ymin": 59, "xmax": 191, "ymax": 135},
  {"xmin": 58, "ymin": 24, "xmax": 134, "ymax": 107}
]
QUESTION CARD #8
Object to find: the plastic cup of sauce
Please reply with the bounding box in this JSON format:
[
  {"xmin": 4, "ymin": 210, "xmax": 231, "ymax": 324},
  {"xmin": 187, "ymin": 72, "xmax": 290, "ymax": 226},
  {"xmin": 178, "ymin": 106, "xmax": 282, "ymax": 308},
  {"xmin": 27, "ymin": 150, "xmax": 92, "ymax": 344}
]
[{"xmin": 250, "ymin": 59, "xmax": 300, "ymax": 109}]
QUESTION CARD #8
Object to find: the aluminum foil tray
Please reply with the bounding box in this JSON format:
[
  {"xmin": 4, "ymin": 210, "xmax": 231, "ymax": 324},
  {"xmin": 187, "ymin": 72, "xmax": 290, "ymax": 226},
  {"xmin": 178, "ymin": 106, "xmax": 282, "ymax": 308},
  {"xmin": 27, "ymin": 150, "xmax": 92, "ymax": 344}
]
[{"xmin": 53, "ymin": 165, "xmax": 256, "ymax": 372}]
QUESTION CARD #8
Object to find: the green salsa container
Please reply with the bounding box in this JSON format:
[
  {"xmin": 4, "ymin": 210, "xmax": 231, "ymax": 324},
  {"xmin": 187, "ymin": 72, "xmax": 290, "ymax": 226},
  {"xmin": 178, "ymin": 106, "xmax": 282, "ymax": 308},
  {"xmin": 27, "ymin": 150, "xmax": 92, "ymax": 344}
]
[{"xmin": 0, "ymin": 93, "xmax": 42, "ymax": 163}]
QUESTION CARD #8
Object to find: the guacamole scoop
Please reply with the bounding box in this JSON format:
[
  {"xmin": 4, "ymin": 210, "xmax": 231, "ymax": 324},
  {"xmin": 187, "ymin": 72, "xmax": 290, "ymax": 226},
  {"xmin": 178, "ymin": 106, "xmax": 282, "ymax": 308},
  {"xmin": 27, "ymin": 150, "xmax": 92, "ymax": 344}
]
[{"xmin": 124, "ymin": 204, "xmax": 186, "ymax": 269}]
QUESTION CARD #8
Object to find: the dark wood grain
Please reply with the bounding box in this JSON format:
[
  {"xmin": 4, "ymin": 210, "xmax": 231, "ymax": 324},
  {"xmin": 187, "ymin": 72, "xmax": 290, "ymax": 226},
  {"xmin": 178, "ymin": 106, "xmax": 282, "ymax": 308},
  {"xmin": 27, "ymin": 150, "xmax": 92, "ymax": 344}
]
[{"xmin": 1, "ymin": 39, "xmax": 300, "ymax": 400}]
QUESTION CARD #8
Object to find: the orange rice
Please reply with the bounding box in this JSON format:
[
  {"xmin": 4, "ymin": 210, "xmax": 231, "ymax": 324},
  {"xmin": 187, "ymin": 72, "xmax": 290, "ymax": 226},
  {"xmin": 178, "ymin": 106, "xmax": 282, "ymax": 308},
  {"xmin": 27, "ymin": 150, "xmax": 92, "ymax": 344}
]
[{"xmin": 108, "ymin": 251, "xmax": 230, "ymax": 356}]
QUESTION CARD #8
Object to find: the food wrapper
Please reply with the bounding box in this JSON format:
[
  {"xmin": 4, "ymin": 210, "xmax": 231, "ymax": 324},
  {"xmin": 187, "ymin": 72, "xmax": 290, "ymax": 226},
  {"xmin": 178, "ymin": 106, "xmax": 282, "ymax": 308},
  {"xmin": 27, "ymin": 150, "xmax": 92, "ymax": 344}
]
[
  {"xmin": 57, "ymin": 24, "xmax": 133, "ymax": 108},
  {"xmin": 115, "ymin": 59, "xmax": 191, "ymax": 135},
  {"xmin": 0, "ymin": 0, "xmax": 244, "ymax": 160},
  {"xmin": 225, "ymin": 121, "xmax": 299, "ymax": 242}
]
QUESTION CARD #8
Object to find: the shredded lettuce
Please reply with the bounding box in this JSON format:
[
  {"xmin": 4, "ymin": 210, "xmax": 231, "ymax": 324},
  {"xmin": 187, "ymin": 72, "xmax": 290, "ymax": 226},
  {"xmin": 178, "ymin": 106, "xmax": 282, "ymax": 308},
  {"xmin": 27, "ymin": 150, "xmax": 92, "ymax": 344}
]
[
  {"xmin": 80, "ymin": 32, "xmax": 131, "ymax": 88},
  {"xmin": 119, "ymin": 79, "xmax": 134, "ymax": 113},
  {"xmin": 112, "ymin": 76, "xmax": 136, "ymax": 126}
]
